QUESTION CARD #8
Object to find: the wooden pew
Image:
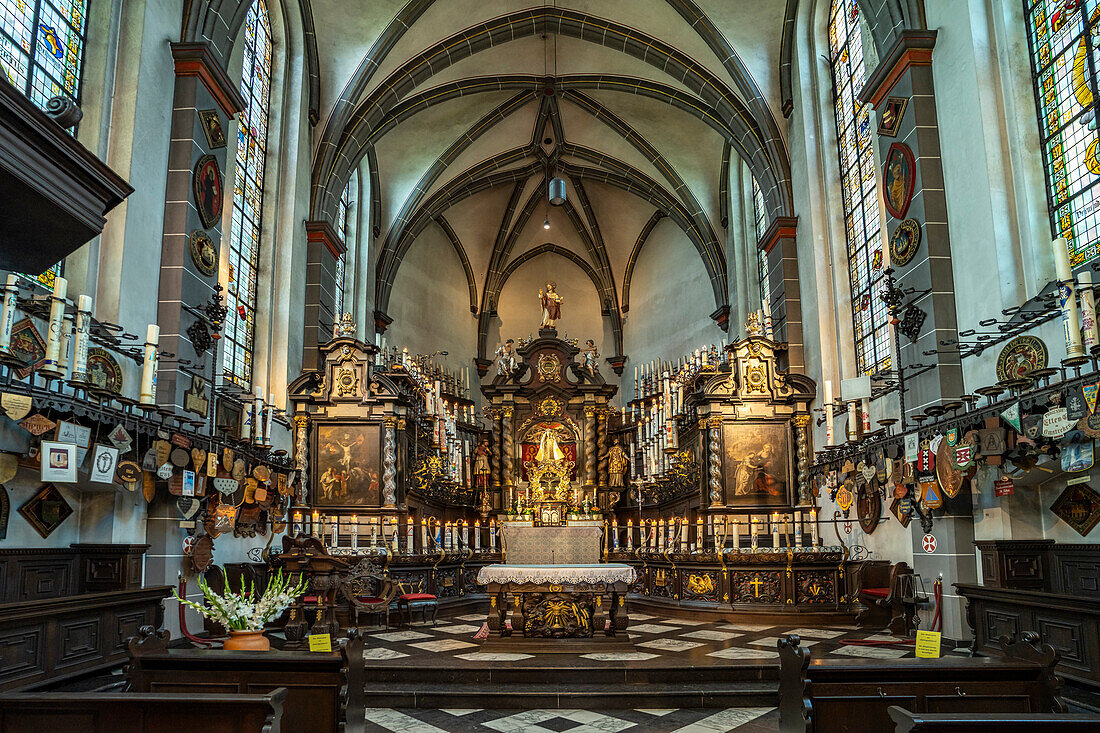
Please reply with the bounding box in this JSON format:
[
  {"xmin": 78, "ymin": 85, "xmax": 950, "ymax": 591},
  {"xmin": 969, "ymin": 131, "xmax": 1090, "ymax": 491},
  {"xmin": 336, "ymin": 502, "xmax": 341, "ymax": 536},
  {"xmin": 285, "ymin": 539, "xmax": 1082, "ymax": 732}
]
[
  {"xmin": 888, "ymin": 707, "xmax": 1100, "ymax": 732},
  {"xmin": 0, "ymin": 688, "xmax": 286, "ymax": 732},
  {"xmin": 126, "ymin": 626, "xmax": 365, "ymax": 733},
  {"xmin": 778, "ymin": 632, "xmax": 1065, "ymax": 733}
]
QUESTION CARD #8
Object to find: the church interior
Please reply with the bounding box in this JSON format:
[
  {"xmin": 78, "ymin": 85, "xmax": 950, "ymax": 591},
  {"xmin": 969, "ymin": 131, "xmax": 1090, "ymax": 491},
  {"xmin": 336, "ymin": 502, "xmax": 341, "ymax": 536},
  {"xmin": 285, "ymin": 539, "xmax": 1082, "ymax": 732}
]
[{"xmin": 3, "ymin": 0, "xmax": 1100, "ymax": 731}]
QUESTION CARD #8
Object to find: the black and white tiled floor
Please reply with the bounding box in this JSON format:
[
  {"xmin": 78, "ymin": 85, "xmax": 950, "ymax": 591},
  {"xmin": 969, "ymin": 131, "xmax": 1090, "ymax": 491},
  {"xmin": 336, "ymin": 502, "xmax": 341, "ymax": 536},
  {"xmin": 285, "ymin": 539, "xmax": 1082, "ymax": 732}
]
[
  {"xmin": 355, "ymin": 612, "xmax": 964, "ymax": 731},
  {"xmin": 363, "ymin": 707, "xmax": 778, "ymax": 732}
]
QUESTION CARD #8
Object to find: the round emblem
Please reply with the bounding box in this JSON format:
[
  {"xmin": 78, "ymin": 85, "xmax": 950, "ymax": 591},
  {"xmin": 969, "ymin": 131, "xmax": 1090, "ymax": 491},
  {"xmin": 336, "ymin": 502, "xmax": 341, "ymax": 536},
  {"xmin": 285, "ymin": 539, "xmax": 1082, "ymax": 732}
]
[
  {"xmin": 188, "ymin": 229, "xmax": 218, "ymax": 276},
  {"xmin": 183, "ymin": 535, "xmax": 196, "ymax": 554},
  {"xmin": 836, "ymin": 483, "xmax": 855, "ymax": 512},
  {"xmin": 192, "ymin": 154, "xmax": 224, "ymax": 230},
  {"xmin": 538, "ymin": 397, "xmax": 563, "ymax": 415},
  {"xmin": 86, "ymin": 348, "xmax": 123, "ymax": 394},
  {"xmin": 996, "ymin": 335, "xmax": 1048, "ymax": 382},
  {"xmin": 116, "ymin": 460, "xmax": 141, "ymax": 483},
  {"xmin": 922, "ymin": 534, "xmax": 937, "ymax": 553},
  {"xmin": 537, "ymin": 353, "xmax": 561, "ymax": 382},
  {"xmin": 889, "ymin": 218, "xmax": 921, "ymax": 267}
]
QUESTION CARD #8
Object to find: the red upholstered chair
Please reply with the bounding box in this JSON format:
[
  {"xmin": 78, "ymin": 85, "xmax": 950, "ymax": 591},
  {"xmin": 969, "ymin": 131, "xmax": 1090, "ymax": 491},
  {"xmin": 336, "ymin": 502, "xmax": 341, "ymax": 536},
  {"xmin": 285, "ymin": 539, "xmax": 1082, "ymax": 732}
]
[
  {"xmin": 340, "ymin": 577, "xmax": 398, "ymax": 628},
  {"xmin": 397, "ymin": 588, "xmax": 438, "ymax": 626}
]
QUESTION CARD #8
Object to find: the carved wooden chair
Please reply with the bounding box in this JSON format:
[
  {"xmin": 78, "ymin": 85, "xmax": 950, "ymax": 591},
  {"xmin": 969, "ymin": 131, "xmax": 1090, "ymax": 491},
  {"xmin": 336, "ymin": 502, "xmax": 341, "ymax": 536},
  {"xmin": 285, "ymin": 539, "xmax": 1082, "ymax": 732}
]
[
  {"xmin": 340, "ymin": 576, "xmax": 398, "ymax": 629},
  {"xmin": 395, "ymin": 579, "xmax": 438, "ymax": 626},
  {"xmin": 855, "ymin": 560, "xmax": 923, "ymax": 635}
]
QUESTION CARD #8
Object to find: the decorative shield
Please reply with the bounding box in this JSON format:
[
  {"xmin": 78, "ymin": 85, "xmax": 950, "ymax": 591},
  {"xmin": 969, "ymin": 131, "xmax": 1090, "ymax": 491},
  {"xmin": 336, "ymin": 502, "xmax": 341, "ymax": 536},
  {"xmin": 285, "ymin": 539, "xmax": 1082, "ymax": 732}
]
[
  {"xmin": 857, "ymin": 483, "xmax": 882, "ymax": 535},
  {"xmin": 936, "ymin": 439, "xmax": 963, "ymax": 499}
]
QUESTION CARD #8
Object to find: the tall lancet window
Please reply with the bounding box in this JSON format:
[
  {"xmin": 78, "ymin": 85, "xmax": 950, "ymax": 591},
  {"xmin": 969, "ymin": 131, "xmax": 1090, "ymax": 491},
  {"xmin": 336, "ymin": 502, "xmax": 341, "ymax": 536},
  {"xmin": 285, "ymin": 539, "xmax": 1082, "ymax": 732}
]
[
  {"xmin": 334, "ymin": 178, "xmax": 352, "ymax": 319},
  {"xmin": 1, "ymin": 0, "xmax": 89, "ymax": 288},
  {"xmin": 829, "ymin": 0, "xmax": 889, "ymax": 374},
  {"xmin": 1024, "ymin": 1, "xmax": 1100, "ymax": 266},
  {"xmin": 752, "ymin": 176, "xmax": 770, "ymax": 312},
  {"xmin": 222, "ymin": 0, "xmax": 272, "ymax": 387}
]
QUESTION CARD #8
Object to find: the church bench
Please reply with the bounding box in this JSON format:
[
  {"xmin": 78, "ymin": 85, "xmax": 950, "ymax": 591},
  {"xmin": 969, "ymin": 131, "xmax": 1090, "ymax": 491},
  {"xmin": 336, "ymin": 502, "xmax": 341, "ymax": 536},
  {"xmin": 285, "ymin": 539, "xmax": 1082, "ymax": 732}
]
[
  {"xmin": 888, "ymin": 707, "xmax": 1100, "ymax": 732},
  {"xmin": 125, "ymin": 627, "xmax": 365, "ymax": 733},
  {"xmin": 777, "ymin": 632, "xmax": 1065, "ymax": 733},
  {"xmin": 0, "ymin": 688, "xmax": 286, "ymax": 732}
]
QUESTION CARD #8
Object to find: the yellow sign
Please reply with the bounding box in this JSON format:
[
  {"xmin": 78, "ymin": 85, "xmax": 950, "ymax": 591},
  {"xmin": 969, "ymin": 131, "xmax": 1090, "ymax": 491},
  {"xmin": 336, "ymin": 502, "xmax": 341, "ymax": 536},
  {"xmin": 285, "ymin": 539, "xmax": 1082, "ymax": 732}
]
[
  {"xmin": 914, "ymin": 630, "xmax": 942, "ymax": 658},
  {"xmin": 308, "ymin": 633, "xmax": 332, "ymax": 652}
]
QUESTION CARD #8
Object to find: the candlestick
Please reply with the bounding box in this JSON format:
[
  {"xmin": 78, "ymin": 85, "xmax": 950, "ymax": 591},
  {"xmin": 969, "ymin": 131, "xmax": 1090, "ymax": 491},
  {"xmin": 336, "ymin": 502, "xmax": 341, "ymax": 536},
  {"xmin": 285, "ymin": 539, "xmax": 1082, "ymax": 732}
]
[
  {"xmin": 71, "ymin": 294, "xmax": 92, "ymax": 383},
  {"xmin": 0, "ymin": 274, "xmax": 17, "ymax": 354},
  {"xmin": 139, "ymin": 324, "xmax": 160, "ymax": 405},
  {"xmin": 41, "ymin": 276, "xmax": 67, "ymax": 375},
  {"xmin": 1054, "ymin": 236, "xmax": 1085, "ymax": 357}
]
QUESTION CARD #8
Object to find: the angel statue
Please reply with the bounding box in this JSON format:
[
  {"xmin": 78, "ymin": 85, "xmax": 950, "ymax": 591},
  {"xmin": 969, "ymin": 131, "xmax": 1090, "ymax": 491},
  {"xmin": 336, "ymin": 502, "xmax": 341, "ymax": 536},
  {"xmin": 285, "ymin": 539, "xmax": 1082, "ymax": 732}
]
[
  {"xmin": 580, "ymin": 339, "xmax": 599, "ymax": 374},
  {"xmin": 495, "ymin": 339, "xmax": 518, "ymax": 376},
  {"xmin": 539, "ymin": 281, "xmax": 563, "ymax": 329}
]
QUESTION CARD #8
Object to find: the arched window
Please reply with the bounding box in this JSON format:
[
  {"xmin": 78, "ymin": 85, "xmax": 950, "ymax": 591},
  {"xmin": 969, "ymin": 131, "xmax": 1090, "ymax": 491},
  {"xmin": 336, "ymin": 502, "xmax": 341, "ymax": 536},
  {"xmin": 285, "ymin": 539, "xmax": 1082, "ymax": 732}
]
[
  {"xmin": 829, "ymin": 0, "xmax": 889, "ymax": 374},
  {"xmin": 334, "ymin": 178, "xmax": 352, "ymax": 318},
  {"xmin": 2, "ymin": 0, "xmax": 89, "ymax": 288},
  {"xmin": 752, "ymin": 176, "xmax": 769, "ymax": 311},
  {"xmin": 1024, "ymin": 1, "xmax": 1100, "ymax": 267},
  {"xmin": 222, "ymin": 0, "xmax": 272, "ymax": 387}
]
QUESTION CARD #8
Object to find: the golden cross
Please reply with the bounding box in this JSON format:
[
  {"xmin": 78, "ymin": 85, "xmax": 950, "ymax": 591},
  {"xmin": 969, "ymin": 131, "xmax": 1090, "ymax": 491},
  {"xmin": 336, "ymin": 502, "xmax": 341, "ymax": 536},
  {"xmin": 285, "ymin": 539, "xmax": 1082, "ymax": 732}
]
[{"xmin": 749, "ymin": 575, "xmax": 765, "ymax": 597}]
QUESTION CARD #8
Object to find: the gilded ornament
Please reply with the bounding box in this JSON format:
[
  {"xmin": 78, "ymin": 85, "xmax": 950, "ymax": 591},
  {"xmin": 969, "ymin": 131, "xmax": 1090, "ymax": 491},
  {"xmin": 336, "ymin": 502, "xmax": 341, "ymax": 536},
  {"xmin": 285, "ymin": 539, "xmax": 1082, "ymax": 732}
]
[
  {"xmin": 537, "ymin": 353, "xmax": 561, "ymax": 382},
  {"xmin": 538, "ymin": 397, "xmax": 563, "ymax": 416},
  {"xmin": 336, "ymin": 367, "xmax": 359, "ymax": 397}
]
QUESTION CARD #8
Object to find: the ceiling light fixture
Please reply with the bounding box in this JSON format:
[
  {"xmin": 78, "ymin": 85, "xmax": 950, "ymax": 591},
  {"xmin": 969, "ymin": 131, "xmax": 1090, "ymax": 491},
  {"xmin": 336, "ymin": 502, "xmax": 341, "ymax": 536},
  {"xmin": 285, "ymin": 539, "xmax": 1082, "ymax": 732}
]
[{"xmin": 543, "ymin": 217, "xmax": 551, "ymax": 230}]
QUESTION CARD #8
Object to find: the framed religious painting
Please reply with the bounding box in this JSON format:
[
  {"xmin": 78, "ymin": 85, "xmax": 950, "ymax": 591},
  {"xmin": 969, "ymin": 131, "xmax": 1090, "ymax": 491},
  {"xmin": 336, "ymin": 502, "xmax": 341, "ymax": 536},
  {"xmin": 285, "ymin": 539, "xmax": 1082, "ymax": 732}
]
[
  {"xmin": 198, "ymin": 109, "xmax": 227, "ymax": 149},
  {"xmin": 877, "ymin": 96, "xmax": 908, "ymax": 137},
  {"xmin": 18, "ymin": 483, "xmax": 73, "ymax": 538},
  {"xmin": 192, "ymin": 154, "xmax": 224, "ymax": 229},
  {"xmin": 882, "ymin": 142, "xmax": 916, "ymax": 219},
  {"xmin": 215, "ymin": 398, "xmax": 243, "ymax": 441},
  {"xmin": 720, "ymin": 421, "xmax": 793, "ymax": 508},
  {"xmin": 311, "ymin": 421, "xmax": 383, "ymax": 508}
]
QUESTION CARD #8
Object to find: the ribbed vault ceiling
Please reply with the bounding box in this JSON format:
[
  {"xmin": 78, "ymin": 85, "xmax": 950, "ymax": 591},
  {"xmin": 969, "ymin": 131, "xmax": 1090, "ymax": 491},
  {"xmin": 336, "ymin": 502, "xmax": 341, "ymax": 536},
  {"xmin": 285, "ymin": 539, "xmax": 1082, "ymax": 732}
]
[{"xmin": 307, "ymin": 0, "xmax": 792, "ymax": 359}]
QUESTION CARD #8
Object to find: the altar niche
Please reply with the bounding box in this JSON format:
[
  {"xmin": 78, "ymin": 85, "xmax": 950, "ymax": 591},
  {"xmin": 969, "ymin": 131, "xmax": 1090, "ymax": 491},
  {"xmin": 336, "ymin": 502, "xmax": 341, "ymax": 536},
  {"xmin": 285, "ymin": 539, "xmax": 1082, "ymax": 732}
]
[{"xmin": 482, "ymin": 328, "xmax": 617, "ymax": 519}]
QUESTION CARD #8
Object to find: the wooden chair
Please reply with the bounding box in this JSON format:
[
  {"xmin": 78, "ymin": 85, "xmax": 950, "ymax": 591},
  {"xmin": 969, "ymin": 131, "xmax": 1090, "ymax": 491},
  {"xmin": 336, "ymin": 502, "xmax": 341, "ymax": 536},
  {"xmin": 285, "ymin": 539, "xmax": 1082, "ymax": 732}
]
[
  {"xmin": 340, "ymin": 576, "xmax": 398, "ymax": 628},
  {"xmin": 394, "ymin": 580, "xmax": 438, "ymax": 626},
  {"xmin": 855, "ymin": 560, "xmax": 923, "ymax": 635}
]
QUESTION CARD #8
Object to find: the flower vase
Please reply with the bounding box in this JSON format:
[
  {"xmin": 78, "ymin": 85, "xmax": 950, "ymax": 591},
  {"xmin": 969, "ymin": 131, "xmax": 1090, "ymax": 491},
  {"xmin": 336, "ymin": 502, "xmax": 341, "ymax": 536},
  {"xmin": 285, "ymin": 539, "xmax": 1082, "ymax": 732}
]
[{"xmin": 223, "ymin": 629, "xmax": 270, "ymax": 651}]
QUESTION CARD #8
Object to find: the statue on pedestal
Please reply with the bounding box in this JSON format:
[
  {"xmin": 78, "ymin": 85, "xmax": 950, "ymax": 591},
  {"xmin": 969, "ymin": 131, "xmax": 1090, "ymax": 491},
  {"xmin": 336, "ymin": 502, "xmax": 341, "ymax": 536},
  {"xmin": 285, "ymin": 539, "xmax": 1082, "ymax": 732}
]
[
  {"xmin": 474, "ymin": 437, "xmax": 492, "ymax": 516},
  {"xmin": 495, "ymin": 339, "xmax": 518, "ymax": 376},
  {"xmin": 539, "ymin": 282, "xmax": 563, "ymax": 329},
  {"xmin": 606, "ymin": 438, "xmax": 628, "ymax": 489},
  {"xmin": 580, "ymin": 339, "xmax": 599, "ymax": 374}
]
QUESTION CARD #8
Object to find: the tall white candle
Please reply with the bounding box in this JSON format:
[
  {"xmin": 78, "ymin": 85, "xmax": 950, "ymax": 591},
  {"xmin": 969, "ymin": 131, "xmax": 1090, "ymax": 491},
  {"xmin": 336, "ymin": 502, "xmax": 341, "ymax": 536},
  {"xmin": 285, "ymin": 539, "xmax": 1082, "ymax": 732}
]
[
  {"xmin": 351, "ymin": 515, "xmax": 359, "ymax": 550},
  {"xmin": 139, "ymin": 323, "xmax": 160, "ymax": 405},
  {"xmin": 252, "ymin": 387, "xmax": 264, "ymax": 445},
  {"xmin": 810, "ymin": 508, "xmax": 819, "ymax": 546},
  {"xmin": 772, "ymin": 512, "xmax": 780, "ymax": 548},
  {"xmin": 1053, "ymin": 237, "xmax": 1085, "ymax": 357},
  {"xmin": 626, "ymin": 519, "xmax": 633, "ymax": 550},
  {"xmin": 406, "ymin": 520, "xmax": 413, "ymax": 554},
  {"xmin": 474, "ymin": 520, "xmax": 481, "ymax": 550},
  {"xmin": 71, "ymin": 294, "xmax": 92, "ymax": 382},
  {"xmin": 57, "ymin": 311, "xmax": 73, "ymax": 378},
  {"xmin": 42, "ymin": 276, "xmax": 67, "ymax": 373},
  {"xmin": 490, "ymin": 520, "xmax": 497, "ymax": 551},
  {"xmin": 265, "ymin": 392, "xmax": 275, "ymax": 443},
  {"xmin": 1082, "ymin": 271, "xmax": 1098, "ymax": 351},
  {"xmin": 732, "ymin": 517, "xmax": 740, "ymax": 550},
  {"xmin": 0, "ymin": 274, "xmax": 17, "ymax": 353},
  {"xmin": 421, "ymin": 519, "xmax": 428, "ymax": 552},
  {"xmin": 824, "ymin": 380, "xmax": 835, "ymax": 445}
]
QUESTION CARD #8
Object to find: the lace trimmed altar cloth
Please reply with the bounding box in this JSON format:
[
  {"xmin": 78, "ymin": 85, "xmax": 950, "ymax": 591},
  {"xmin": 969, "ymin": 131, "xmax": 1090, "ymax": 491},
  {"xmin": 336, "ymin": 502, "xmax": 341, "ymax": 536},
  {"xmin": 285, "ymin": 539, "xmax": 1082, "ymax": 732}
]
[{"xmin": 476, "ymin": 563, "xmax": 635, "ymax": 586}]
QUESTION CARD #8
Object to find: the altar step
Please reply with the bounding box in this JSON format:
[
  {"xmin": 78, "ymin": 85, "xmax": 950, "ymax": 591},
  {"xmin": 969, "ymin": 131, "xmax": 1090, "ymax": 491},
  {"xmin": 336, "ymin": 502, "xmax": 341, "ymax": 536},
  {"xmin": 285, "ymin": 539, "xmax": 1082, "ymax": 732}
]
[
  {"xmin": 369, "ymin": 662, "xmax": 778, "ymax": 686},
  {"xmin": 360, "ymin": 680, "xmax": 779, "ymax": 710}
]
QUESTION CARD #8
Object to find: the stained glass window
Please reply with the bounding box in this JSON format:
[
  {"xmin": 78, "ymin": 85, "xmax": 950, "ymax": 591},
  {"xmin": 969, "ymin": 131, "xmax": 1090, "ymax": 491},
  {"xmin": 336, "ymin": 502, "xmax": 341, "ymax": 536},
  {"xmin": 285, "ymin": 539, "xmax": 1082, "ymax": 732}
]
[
  {"xmin": 829, "ymin": 0, "xmax": 890, "ymax": 375},
  {"xmin": 0, "ymin": 0, "xmax": 88, "ymax": 113},
  {"xmin": 334, "ymin": 180, "xmax": 350, "ymax": 318},
  {"xmin": 752, "ymin": 177, "xmax": 770, "ymax": 312},
  {"xmin": 1025, "ymin": 0, "xmax": 1100, "ymax": 267},
  {"xmin": 222, "ymin": 0, "xmax": 271, "ymax": 387}
]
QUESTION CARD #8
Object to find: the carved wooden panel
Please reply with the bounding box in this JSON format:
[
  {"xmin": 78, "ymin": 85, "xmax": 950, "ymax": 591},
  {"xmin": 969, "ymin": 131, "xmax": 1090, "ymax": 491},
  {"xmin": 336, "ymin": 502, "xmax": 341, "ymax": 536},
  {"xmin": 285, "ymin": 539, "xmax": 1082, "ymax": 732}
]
[
  {"xmin": 389, "ymin": 570, "xmax": 428, "ymax": 595},
  {"xmin": 680, "ymin": 569, "xmax": 719, "ymax": 602},
  {"xmin": 58, "ymin": 617, "xmax": 101, "ymax": 669},
  {"xmin": 1004, "ymin": 555, "xmax": 1044, "ymax": 585},
  {"xmin": 1059, "ymin": 559, "xmax": 1100, "ymax": 598},
  {"xmin": 795, "ymin": 570, "xmax": 836, "ymax": 605},
  {"xmin": 732, "ymin": 570, "xmax": 781, "ymax": 604},
  {"xmin": 114, "ymin": 610, "xmax": 149, "ymax": 652},
  {"xmin": 0, "ymin": 627, "xmax": 41, "ymax": 684},
  {"xmin": 434, "ymin": 568, "xmax": 460, "ymax": 598},
  {"xmin": 83, "ymin": 557, "xmax": 123, "ymax": 590},
  {"xmin": 1035, "ymin": 616, "xmax": 1088, "ymax": 668},
  {"xmin": 984, "ymin": 608, "xmax": 1022, "ymax": 644},
  {"xmin": 18, "ymin": 560, "xmax": 73, "ymax": 600}
]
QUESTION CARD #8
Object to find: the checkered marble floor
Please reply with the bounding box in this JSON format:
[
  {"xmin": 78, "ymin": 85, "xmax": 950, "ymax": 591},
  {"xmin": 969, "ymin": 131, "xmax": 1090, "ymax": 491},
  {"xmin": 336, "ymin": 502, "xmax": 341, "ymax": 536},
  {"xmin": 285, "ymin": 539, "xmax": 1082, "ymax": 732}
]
[
  {"xmin": 363, "ymin": 706, "xmax": 779, "ymax": 732},
  {"xmin": 353, "ymin": 611, "xmax": 956, "ymax": 668}
]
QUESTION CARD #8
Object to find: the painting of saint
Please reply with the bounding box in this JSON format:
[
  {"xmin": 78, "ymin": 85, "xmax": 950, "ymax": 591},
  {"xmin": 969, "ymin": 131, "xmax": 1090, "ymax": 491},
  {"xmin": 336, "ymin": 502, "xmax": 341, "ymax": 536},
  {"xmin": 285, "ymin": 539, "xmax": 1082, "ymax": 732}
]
[
  {"xmin": 882, "ymin": 143, "xmax": 915, "ymax": 219},
  {"xmin": 721, "ymin": 422, "xmax": 791, "ymax": 507},
  {"xmin": 192, "ymin": 154, "xmax": 224, "ymax": 229},
  {"xmin": 313, "ymin": 423, "xmax": 382, "ymax": 507}
]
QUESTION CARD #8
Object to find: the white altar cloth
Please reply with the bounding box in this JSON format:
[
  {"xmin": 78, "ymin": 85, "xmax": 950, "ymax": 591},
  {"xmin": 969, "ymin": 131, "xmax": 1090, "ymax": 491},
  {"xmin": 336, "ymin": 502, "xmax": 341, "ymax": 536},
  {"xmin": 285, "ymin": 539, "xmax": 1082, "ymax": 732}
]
[{"xmin": 476, "ymin": 563, "xmax": 635, "ymax": 585}]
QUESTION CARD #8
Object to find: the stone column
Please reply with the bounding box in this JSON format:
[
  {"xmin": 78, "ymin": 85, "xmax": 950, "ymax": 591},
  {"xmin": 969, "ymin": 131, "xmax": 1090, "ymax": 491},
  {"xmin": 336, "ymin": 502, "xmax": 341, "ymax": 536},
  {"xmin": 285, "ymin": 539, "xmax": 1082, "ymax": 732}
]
[
  {"xmin": 302, "ymin": 222, "xmax": 346, "ymax": 371},
  {"xmin": 382, "ymin": 417, "xmax": 397, "ymax": 508},
  {"xmin": 707, "ymin": 417, "xmax": 724, "ymax": 508},
  {"xmin": 793, "ymin": 414, "xmax": 811, "ymax": 506},
  {"xmin": 501, "ymin": 406, "xmax": 515, "ymax": 496},
  {"xmin": 293, "ymin": 413, "xmax": 310, "ymax": 505},
  {"xmin": 584, "ymin": 406, "xmax": 597, "ymax": 490},
  {"xmin": 760, "ymin": 217, "xmax": 803, "ymax": 371},
  {"xmin": 858, "ymin": 29, "xmax": 972, "ymax": 642}
]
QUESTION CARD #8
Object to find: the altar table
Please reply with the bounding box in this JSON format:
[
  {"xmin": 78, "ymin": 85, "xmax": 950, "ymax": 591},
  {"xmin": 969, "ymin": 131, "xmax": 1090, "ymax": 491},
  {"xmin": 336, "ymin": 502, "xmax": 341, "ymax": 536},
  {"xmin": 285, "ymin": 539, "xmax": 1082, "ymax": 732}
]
[
  {"xmin": 477, "ymin": 563, "xmax": 633, "ymax": 638},
  {"xmin": 500, "ymin": 523, "xmax": 603, "ymax": 564}
]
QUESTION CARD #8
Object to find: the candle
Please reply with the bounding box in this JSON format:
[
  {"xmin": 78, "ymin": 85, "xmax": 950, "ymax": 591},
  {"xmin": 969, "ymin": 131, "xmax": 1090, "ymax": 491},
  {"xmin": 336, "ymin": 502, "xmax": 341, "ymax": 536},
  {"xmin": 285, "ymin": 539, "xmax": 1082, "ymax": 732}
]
[
  {"xmin": 351, "ymin": 514, "xmax": 359, "ymax": 550},
  {"xmin": 71, "ymin": 294, "xmax": 92, "ymax": 383},
  {"xmin": 1054, "ymin": 236, "xmax": 1085, "ymax": 357},
  {"xmin": 445, "ymin": 521, "xmax": 453, "ymax": 550},
  {"xmin": 311, "ymin": 510, "xmax": 319, "ymax": 537},
  {"xmin": 611, "ymin": 518, "xmax": 619, "ymax": 550},
  {"xmin": 732, "ymin": 516, "xmax": 740, "ymax": 550},
  {"xmin": 331, "ymin": 515, "xmax": 339, "ymax": 546},
  {"xmin": 490, "ymin": 520, "xmax": 497, "ymax": 551},
  {"xmin": 657, "ymin": 519, "xmax": 665, "ymax": 550},
  {"xmin": 474, "ymin": 520, "xmax": 481, "ymax": 550},
  {"xmin": 392, "ymin": 525, "xmax": 400, "ymax": 552},
  {"xmin": 0, "ymin": 274, "xmax": 17, "ymax": 354},
  {"xmin": 57, "ymin": 311, "xmax": 73, "ymax": 378},
  {"xmin": 824, "ymin": 380, "xmax": 834, "ymax": 445},
  {"xmin": 253, "ymin": 387, "xmax": 264, "ymax": 446},
  {"xmin": 370, "ymin": 523, "xmax": 377, "ymax": 548},
  {"xmin": 810, "ymin": 508, "xmax": 819, "ymax": 546},
  {"xmin": 795, "ymin": 512, "xmax": 804, "ymax": 548},
  {"xmin": 265, "ymin": 393, "xmax": 275, "ymax": 443},
  {"xmin": 1083, "ymin": 271, "xmax": 1098, "ymax": 351},
  {"xmin": 680, "ymin": 517, "xmax": 688, "ymax": 553},
  {"xmin": 406, "ymin": 519, "xmax": 413, "ymax": 554},
  {"xmin": 696, "ymin": 516, "xmax": 703, "ymax": 552},
  {"xmin": 41, "ymin": 276, "xmax": 67, "ymax": 374},
  {"xmin": 772, "ymin": 512, "xmax": 780, "ymax": 549},
  {"xmin": 750, "ymin": 516, "xmax": 758, "ymax": 551},
  {"xmin": 421, "ymin": 518, "xmax": 428, "ymax": 551},
  {"xmin": 862, "ymin": 397, "xmax": 871, "ymax": 434},
  {"xmin": 139, "ymin": 324, "xmax": 159, "ymax": 405},
  {"xmin": 461, "ymin": 520, "xmax": 469, "ymax": 548}
]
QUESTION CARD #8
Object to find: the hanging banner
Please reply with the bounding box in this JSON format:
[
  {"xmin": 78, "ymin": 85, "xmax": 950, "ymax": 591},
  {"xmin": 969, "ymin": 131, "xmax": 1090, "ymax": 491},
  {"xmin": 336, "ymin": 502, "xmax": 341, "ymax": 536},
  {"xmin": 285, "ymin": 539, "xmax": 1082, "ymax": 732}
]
[
  {"xmin": 1001, "ymin": 402, "xmax": 1021, "ymax": 433},
  {"xmin": 1085, "ymin": 382, "xmax": 1100, "ymax": 414},
  {"xmin": 1067, "ymin": 387, "xmax": 1088, "ymax": 420},
  {"xmin": 905, "ymin": 433, "xmax": 919, "ymax": 462}
]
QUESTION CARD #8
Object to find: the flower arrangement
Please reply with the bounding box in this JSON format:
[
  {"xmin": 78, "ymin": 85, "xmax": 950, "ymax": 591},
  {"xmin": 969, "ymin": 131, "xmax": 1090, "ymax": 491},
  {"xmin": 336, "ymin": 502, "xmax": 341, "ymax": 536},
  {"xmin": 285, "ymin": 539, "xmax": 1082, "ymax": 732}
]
[{"xmin": 175, "ymin": 568, "xmax": 307, "ymax": 632}]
